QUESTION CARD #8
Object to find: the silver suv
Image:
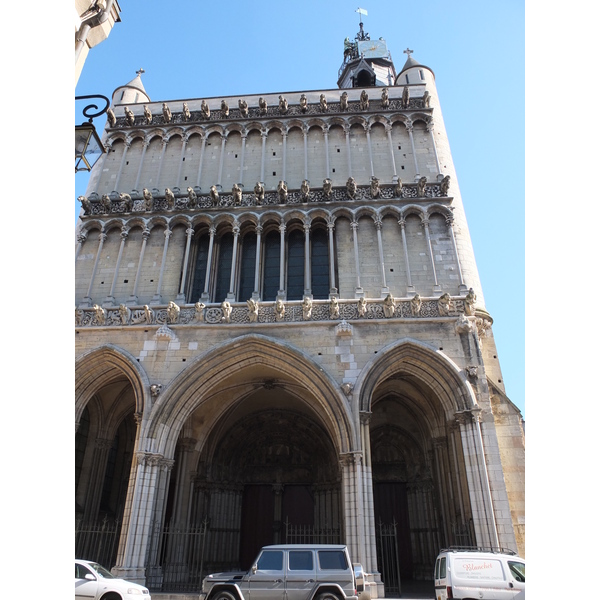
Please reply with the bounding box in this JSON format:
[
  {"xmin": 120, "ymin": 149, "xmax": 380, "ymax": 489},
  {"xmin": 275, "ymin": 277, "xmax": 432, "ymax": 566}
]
[{"xmin": 199, "ymin": 544, "xmax": 364, "ymax": 600}]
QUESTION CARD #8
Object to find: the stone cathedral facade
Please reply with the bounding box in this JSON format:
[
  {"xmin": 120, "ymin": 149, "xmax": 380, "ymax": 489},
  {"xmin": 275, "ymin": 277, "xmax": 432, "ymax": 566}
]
[{"xmin": 75, "ymin": 27, "xmax": 525, "ymax": 597}]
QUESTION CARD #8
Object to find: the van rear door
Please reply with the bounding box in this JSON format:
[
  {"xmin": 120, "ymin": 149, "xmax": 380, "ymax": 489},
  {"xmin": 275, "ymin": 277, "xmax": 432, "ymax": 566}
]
[{"xmin": 434, "ymin": 556, "xmax": 447, "ymax": 600}]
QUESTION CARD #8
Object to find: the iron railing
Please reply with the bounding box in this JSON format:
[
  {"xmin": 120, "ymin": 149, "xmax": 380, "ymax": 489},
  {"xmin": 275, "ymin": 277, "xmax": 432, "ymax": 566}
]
[{"xmin": 75, "ymin": 516, "xmax": 121, "ymax": 568}]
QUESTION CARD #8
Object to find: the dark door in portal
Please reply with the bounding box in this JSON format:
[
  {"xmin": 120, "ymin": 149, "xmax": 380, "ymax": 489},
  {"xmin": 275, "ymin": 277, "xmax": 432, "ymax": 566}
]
[{"xmin": 240, "ymin": 485, "xmax": 275, "ymax": 569}]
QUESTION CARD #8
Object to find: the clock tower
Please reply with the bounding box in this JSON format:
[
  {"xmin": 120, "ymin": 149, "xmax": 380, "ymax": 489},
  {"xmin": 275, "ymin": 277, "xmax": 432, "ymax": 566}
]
[{"xmin": 338, "ymin": 20, "xmax": 397, "ymax": 88}]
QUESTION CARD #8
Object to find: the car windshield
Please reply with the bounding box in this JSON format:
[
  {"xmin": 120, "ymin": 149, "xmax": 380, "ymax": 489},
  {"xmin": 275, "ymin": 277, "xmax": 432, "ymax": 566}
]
[{"xmin": 89, "ymin": 562, "xmax": 115, "ymax": 579}]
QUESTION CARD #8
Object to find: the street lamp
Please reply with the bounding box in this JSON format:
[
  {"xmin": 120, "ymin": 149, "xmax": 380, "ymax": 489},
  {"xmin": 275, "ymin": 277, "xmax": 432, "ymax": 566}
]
[{"xmin": 75, "ymin": 94, "xmax": 110, "ymax": 172}]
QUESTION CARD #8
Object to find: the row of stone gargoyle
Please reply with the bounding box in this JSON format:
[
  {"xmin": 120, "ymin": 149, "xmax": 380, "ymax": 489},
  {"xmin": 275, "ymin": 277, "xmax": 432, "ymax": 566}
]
[
  {"xmin": 78, "ymin": 175, "xmax": 450, "ymax": 215},
  {"xmin": 78, "ymin": 289, "xmax": 477, "ymax": 327},
  {"xmin": 108, "ymin": 87, "xmax": 430, "ymax": 128}
]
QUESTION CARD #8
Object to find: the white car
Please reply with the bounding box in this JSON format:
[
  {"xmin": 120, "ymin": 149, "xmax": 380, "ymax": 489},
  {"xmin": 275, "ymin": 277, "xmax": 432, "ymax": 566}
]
[{"xmin": 75, "ymin": 559, "xmax": 151, "ymax": 600}]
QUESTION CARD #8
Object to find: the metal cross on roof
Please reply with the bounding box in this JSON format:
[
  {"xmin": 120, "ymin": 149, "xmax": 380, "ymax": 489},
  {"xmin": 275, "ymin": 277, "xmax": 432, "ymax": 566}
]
[
  {"xmin": 403, "ymin": 48, "xmax": 413, "ymax": 57},
  {"xmin": 136, "ymin": 68, "xmax": 145, "ymax": 76}
]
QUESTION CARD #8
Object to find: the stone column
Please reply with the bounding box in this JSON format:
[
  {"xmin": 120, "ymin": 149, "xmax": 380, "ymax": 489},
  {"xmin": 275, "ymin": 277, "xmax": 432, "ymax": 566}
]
[
  {"xmin": 345, "ymin": 124, "xmax": 353, "ymax": 178},
  {"xmin": 303, "ymin": 218, "xmax": 311, "ymax": 297},
  {"xmin": 105, "ymin": 226, "xmax": 129, "ymax": 306},
  {"xmin": 176, "ymin": 134, "xmax": 189, "ymax": 189},
  {"xmin": 446, "ymin": 215, "xmax": 468, "ymax": 294},
  {"xmin": 426, "ymin": 119, "xmax": 442, "ymax": 178},
  {"xmin": 82, "ymin": 437, "xmax": 114, "ymax": 522},
  {"xmin": 365, "ymin": 125, "xmax": 375, "ymax": 178},
  {"xmin": 421, "ymin": 216, "xmax": 441, "ymax": 295},
  {"xmin": 455, "ymin": 409, "xmax": 499, "ymax": 549},
  {"xmin": 260, "ymin": 131, "xmax": 267, "ymax": 183},
  {"xmin": 303, "ymin": 126, "xmax": 309, "ymax": 180},
  {"xmin": 217, "ymin": 134, "xmax": 227, "ymax": 187},
  {"xmin": 239, "ymin": 133, "xmax": 247, "ymax": 187},
  {"xmin": 326, "ymin": 217, "xmax": 337, "ymax": 295},
  {"xmin": 340, "ymin": 452, "xmax": 366, "ymax": 568},
  {"xmin": 134, "ymin": 140, "xmax": 149, "ymax": 191},
  {"xmin": 227, "ymin": 221, "xmax": 241, "ymax": 300},
  {"xmin": 323, "ymin": 126, "xmax": 331, "ymax": 179},
  {"xmin": 75, "ymin": 231, "xmax": 87, "ymax": 264},
  {"xmin": 373, "ymin": 217, "xmax": 389, "ymax": 296},
  {"xmin": 253, "ymin": 225, "xmax": 263, "ymax": 300},
  {"xmin": 202, "ymin": 226, "xmax": 216, "ymax": 301},
  {"xmin": 385, "ymin": 123, "xmax": 398, "ymax": 177},
  {"xmin": 282, "ymin": 131, "xmax": 288, "ymax": 182},
  {"xmin": 278, "ymin": 222, "xmax": 286, "ymax": 299},
  {"xmin": 81, "ymin": 231, "xmax": 106, "ymax": 307},
  {"xmin": 397, "ymin": 218, "xmax": 415, "ymax": 296},
  {"xmin": 155, "ymin": 139, "xmax": 168, "ymax": 189},
  {"xmin": 114, "ymin": 140, "xmax": 131, "ymax": 192},
  {"xmin": 176, "ymin": 226, "xmax": 194, "ymax": 303},
  {"xmin": 360, "ymin": 412, "xmax": 378, "ymax": 577},
  {"xmin": 406, "ymin": 123, "xmax": 420, "ymax": 180},
  {"xmin": 350, "ymin": 220, "xmax": 363, "ymax": 297},
  {"xmin": 127, "ymin": 227, "xmax": 150, "ymax": 306},
  {"xmin": 151, "ymin": 227, "xmax": 173, "ymax": 305},
  {"xmin": 196, "ymin": 134, "xmax": 207, "ymax": 188}
]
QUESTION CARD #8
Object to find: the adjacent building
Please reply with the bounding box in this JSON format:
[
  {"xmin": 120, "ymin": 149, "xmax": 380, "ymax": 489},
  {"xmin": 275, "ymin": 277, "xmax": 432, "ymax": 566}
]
[{"xmin": 75, "ymin": 24, "xmax": 525, "ymax": 597}]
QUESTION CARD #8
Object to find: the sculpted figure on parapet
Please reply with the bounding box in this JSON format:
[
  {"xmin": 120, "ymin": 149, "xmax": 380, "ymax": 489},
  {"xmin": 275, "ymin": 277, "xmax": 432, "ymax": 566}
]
[
  {"xmin": 440, "ymin": 175, "xmax": 451, "ymax": 196},
  {"xmin": 93, "ymin": 304, "xmax": 106, "ymax": 325},
  {"xmin": 165, "ymin": 188, "xmax": 175, "ymax": 209},
  {"xmin": 346, "ymin": 177, "xmax": 357, "ymax": 199},
  {"xmin": 329, "ymin": 297, "xmax": 340, "ymax": 319},
  {"xmin": 221, "ymin": 99, "xmax": 229, "ymax": 117},
  {"xmin": 320, "ymin": 94, "xmax": 328, "ymax": 112},
  {"xmin": 464, "ymin": 288, "xmax": 477, "ymax": 316},
  {"xmin": 247, "ymin": 298, "xmax": 259, "ymax": 323},
  {"xmin": 301, "ymin": 179, "xmax": 310, "ymax": 200},
  {"xmin": 302, "ymin": 296, "xmax": 313, "ymax": 320},
  {"xmin": 300, "ymin": 94, "xmax": 308, "ymax": 112},
  {"xmin": 394, "ymin": 178, "xmax": 403, "ymax": 197},
  {"xmin": 383, "ymin": 293, "xmax": 395, "ymax": 318},
  {"xmin": 120, "ymin": 193, "xmax": 132, "ymax": 212},
  {"xmin": 422, "ymin": 91, "xmax": 431, "ymax": 107},
  {"xmin": 438, "ymin": 293, "xmax": 451, "ymax": 316},
  {"xmin": 323, "ymin": 178, "xmax": 333, "ymax": 199},
  {"xmin": 402, "ymin": 86, "xmax": 410, "ymax": 109},
  {"xmin": 259, "ymin": 97, "xmax": 268, "ymax": 115},
  {"xmin": 221, "ymin": 300, "xmax": 232, "ymax": 323},
  {"xmin": 278, "ymin": 95, "xmax": 288, "ymax": 114},
  {"xmin": 183, "ymin": 102, "xmax": 191, "ymax": 121},
  {"xmin": 187, "ymin": 187, "xmax": 197, "ymax": 208},
  {"xmin": 143, "ymin": 105, "xmax": 152, "ymax": 124},
  {"xmin": 162, "ymin": 102, "xmax": 172, "ymax": 123},
  {"xmin": 417, "ymin": 176, "xmax": 427, "ymax": 197},
  {"xmin": 78, "ymin": 195, "xmax": 91, "ymax": 214},
  {"xmin": 254, "ymin": 181, "xmax": 265, "ymax": 204},
  {"xmin": 277, "ymin": 180, "xmax": 288, "ymax": 203},
  {"xmin": 238, "ymin": 98, "xmax": 249, "ymax": 117},
  {"xmin": 359, "ymin": 90, "xmax": 369, "ymax": 110},
  {"xmin": 340, "ymin": 91, "xmax": 349, "ymax": 111},
  {"xmin": 381, "ymin": 87, "xmax": 389, "ymax": 108},
  {"xmin": 232, "ymin": 183, "xmax": 243, "ymax": 205},
  {"xmin": 143, "ymin": 188, "xmax": 153, "ymax": 211},
  {"xmin": 275, "ymin": 298, "xmax": 285, "ymax": 321},
  {"xmin": 101, "ymin": 194, "xmax": 111, "ymax": 213},
  {"xmin": 411, "ymin": 294, "xmax": 422, "ymax": 316},
  {"xmin": 107, "ymin": 107, "xmax": 116, "ymax": 127},
  {"xmin": 124, "ymin": 106, "xmax": 135, "ymax": 126},
  {"xmin": 201, "ymin": 100, "xmax": 210, "ymax": 119},
  {"xmin": 118, "ymin": 304, "xmax": 131, "ymax": 325},
  {"xmin": 167, "ymin": 301, "xmax": 180, "ymax": 324},
  {"xmin": 357, "ymin": 297, "xmax": 367, "ymax": 318},
  {"xmin": 370, "ymin": 177, "xmax": 381, "ymax": 199},
  {"xmin": 195, "ymin": 301, "xmax": 206, "ymax": 322},
  {"xmin": 210, "ymin": 185, "xmax": 219, "ymax": 206}
]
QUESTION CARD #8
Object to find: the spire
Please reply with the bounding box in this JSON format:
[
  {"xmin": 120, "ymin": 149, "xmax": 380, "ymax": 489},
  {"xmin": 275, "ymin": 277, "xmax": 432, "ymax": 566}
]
[{"xmin": 111, "ymin": 69, "xmax": 151, "ymax": 105}]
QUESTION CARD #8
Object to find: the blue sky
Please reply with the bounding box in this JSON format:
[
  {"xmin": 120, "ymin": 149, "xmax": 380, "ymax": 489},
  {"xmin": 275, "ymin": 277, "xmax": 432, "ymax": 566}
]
[{"xmin": 75, "ymin": 0, "xmax": 525, "ymax": 416}]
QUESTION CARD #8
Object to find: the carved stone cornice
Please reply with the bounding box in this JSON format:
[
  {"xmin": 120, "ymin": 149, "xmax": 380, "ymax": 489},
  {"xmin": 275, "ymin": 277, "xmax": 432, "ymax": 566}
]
[{"xmin": 455, "ymin": 407, "xmax": 483, "ymax": 426}]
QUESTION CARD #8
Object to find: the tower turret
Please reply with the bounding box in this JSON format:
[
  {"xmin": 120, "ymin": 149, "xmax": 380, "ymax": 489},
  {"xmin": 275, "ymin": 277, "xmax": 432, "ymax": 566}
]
[
  {"xmin": 111, "ymin": 69, "xmax": 151, "ymax": 106},
  {"xmin": 337, "ymin": 20, "xmax": 396, "ymax": 88}
]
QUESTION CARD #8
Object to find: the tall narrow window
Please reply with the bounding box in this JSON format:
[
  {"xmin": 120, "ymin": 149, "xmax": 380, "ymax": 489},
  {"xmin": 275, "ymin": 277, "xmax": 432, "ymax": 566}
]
[
  {"xmin": 214, "ymin": 233, "xmax": 233, "ymax": 302},
  {"xmin": 190, "ymin": 233, "xmax": 210, "ymax": 301},
  {"xmin": 287, "ymin": 229, "xmax": 304, "ymax": 300},
  {"xmin": 238, "ymin": 232, "xmax": 256, "ymax": 301},
  {"xmin": 311, "ymin": 228, "xmax": 329, "ymax": 299},
  {"xmin": 262, "ymin": 230, "xmax": 280, "ymax": 301}
]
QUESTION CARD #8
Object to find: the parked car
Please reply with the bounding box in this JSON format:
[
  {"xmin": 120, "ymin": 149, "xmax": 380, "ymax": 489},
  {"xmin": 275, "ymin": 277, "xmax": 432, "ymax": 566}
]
[
  {"xmin": 75, "ymin": 559, "xmax": 151, "ymax": 600},
  {"xmin": 200, "ymin": 544, "xmax": 364, "ymax": 600},
  {"xmin": 434, "ymin": 547, "xmax": 525, "ymax": 599}
]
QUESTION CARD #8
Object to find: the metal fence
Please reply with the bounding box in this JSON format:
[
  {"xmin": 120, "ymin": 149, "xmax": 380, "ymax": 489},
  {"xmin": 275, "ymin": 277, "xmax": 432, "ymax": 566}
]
[
  {"xmin": 75, "ymin": 516, "xmax": 122, "ymax": 568},
  {"xmin": 376, "ymin": 520, "xmax": 402, "ymax": 597},
  {"xmin": 284, "ymin": 521, "xmax": 341, "ymax": 545}
]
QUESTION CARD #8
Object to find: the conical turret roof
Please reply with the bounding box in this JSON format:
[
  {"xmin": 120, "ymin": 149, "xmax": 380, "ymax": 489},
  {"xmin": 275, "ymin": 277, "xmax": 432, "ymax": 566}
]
[{"xmin": 112, "ymin": 70, "xmax": 151, "ymax": 105}]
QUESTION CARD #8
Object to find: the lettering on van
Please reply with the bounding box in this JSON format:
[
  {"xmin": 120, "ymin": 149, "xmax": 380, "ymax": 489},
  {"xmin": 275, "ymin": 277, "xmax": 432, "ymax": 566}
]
[{"xmin": 456, "ymin": 559, "xmax": 504, "ymax": 581}]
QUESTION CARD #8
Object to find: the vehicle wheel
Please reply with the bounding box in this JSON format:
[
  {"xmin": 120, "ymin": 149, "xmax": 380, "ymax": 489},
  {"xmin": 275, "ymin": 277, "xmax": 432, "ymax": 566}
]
[
  {"xmin": 212, "ymin": 591, "xmax": 237, "ymax": 600},
  {"xmin": 100, "ymin": 594, "xmax": 121, "ymax": 600},
  {"xmin": 316, "ymin": 593, "xmax": 341, "ymax": 600}
]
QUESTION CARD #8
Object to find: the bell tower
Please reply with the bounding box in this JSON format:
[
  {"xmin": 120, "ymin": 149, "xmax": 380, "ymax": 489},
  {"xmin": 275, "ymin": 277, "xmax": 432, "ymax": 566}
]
[{"xmin": 337, "ymin": 16, "xmax": 396, "ymax": 88}]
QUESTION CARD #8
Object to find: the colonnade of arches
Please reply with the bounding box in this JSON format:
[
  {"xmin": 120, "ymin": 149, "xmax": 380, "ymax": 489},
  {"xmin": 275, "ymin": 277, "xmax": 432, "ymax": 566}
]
[
  {"xmin": 75, "ymin": 202, "xmax": 463, "ymax": 308},
  {"xmin": 91, "ymin": 113, "xmax": 439, "ymax": 199},
  {"xmin": 75, "ymin": 336, "xmax": 504, "ymax": 590}
]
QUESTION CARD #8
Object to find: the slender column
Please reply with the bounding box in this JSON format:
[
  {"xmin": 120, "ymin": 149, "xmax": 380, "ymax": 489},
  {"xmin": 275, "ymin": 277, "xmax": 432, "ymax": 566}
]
[
  {"xmin": 127, "ymin": 227, "xmax": 150, "ymax": 305},
  {"xmin": 446, "ymin": 215, "xmax": 468, "ymax": 293},
  {"xmin": 326, "ymin": 217, "xmax": 337, "ymax": 295},
  {"xmin": 426, "ymin": 119, "xmax": 442, "ymax": 177},
  {"xmin": 398, "ymin": 218, "xmax": 415, "ymax": 295},
  {"xmin": 278, "ymin": 222, "xmax": 286, "ymax": 298},
  {"xmin": 105, "ymin": 226, "xmax": 129, "ymax": 306},
  {"xmin": 217, "ymin": 134, "xmax": 227, "ymax": 187},
  {"xmin": 202, "ymin": 226, "xmax": 216, "ymax": 301},
  {"xmin": 92, "ymin": 143, "xmax": 111, "ymax": 195},
  {"xmin": 176, "ymin": 134, "xmax": 189, "ymax": 188},
  {"xmin": 323, "ymin": 126, "xmax": 330, "ymax": 179},
  {"xmin": 260, "ymin": 131, "xmax": 267, "ymax": 183},
  {"xmin": 75, "ymin": 231, "xmax": 88, "ymax": 264},
  {"xmin": 303, "ymin": 126, "xmax": 309, "ymax": 180},
  {"xmin": 253, "ymin": 225, "xmax": 263, "ymax": 299},
  {"xmin": 154, "ymin": 139, "xmax": 168, "ymax": 189},
  {"xmin": 303, "ymin": 218, "xmax": 311, "ymax": 296},
  {"xmin": 365, "ymin": 125, "xmax": 375, "ymax": 178},
  {"xmin": 350, "ymin": 220, "xmax": 363, "ymax": 297},
  {"xmin": 282, "ymin": 131, "xmax": 288, "ymax": 182},
  {"xmin": 176, "ymin": 226, "xmax": 194, "ymax": 303},
  {"xmin": 373, "ymin": 217, "xmax": 389, "ymax": 296},
  {"xmin": 82, "ymin": 438, "xmax": 114, "ymax": 521},
  {"xmin": 360, "ymin": 413, "xmax": 378, "ymax": 576},
  {"xmin": 81, "ymin": 231, "xmax": 106, "ymax": 307},
  {"xmin": 406, "ymin": 123, "xmax": 420, "ymax": 180},
  {"xmin": 134, "ymin": 140, "xmax": 149, "ymax": 191},
  {"xmin": 345, "ymin": 125, "xmax": 353, "ymax": 177},
  {"xmin": 421, "ymin": 216, "xmax": 441, "ymax": 294},
  {"xmin": 239, "ymin": 133, "xmax": 247, "ymax": 187},
  {"xmin": 227, "ymin": 221, "xmax": 241, "ymax": 299},
  {"xmin": 151, "ymin": 227, "xmax": 173, "ymax": 305},
  {"xmin": 196, "ymin": 134, "xmax": 207, "ymax": 188},
  {"xmin": 385, "ymin": 123, "xmax": 398, "ymax": 177},
  {"xmin": 113, "ymin": 140, "xmax": 131, "ymax": 192},
  {"xmin": 353, "ymin": 453, "xmax": 367, "ymax": 569}
]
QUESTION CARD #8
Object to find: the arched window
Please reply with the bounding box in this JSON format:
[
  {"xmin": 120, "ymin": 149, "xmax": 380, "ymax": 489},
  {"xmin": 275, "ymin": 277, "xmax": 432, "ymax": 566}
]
[
  {"xmin": 311, "ymin": 228, "xmax": 329, "ymax": 299},
  {"xmin": 190, "ymin": 232, "xmax": 210, "ymax": 302},
  {"xmin": 238, "ymin": 232, "xmax": 256, "ymax": 301},
  {"xmin": 214, "ymin": 232, "xmax": 234, "ymax": 302},
  {"xmin": 287, "ymin": 229, "xmax": 305, "ymax": 300},
  {"xmin": 262, "ymin": 230, "xmax": 280, "ymax": 301}
]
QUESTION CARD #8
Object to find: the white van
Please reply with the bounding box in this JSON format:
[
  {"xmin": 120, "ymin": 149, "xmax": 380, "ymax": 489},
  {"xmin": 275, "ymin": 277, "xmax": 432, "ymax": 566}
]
[{"xmin": 434, "ymin": 547, "xmax": 525, "ymax": 599}]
